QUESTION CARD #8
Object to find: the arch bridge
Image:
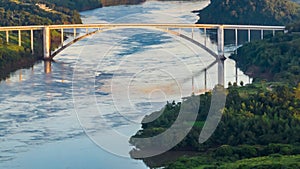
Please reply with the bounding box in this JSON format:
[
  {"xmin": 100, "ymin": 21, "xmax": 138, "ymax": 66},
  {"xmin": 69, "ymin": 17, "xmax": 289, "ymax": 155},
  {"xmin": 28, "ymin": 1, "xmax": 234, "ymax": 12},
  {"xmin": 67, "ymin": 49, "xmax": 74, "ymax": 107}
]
[{"xmin": 0, "ymin": 24, "xmax": 286, "ymax": 86}]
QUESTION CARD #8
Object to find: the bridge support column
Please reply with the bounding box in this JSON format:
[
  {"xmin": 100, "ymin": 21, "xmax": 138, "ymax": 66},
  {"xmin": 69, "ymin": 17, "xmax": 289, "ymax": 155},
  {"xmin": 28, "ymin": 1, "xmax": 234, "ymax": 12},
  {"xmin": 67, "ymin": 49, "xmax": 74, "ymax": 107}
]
[
  {"xmin": 248, "ymin": 29, "xmax": 251, "ymax": 42},
  {"xmin": 43, "ymin": 26, "xmax": 51, "ymax": 59},
  {"xmin": 192, "ymin": 28, "xmax": 194, "ymax": 39},
  {"xmin": 261, "ymin": 30, "xmax": 264, "ymax": 40},
  {"xmin": 61, "ymin": 28, "xmax": 64, "ymax": 46},
  {"xmin": 235, "ymin": 29, "xmax": 238, "ymax": 47},
  {"xmin": 217, "ymin": 26, "xmax": 225, "ymax": 86},
  {"xmin": 235, "ymin": 28, "xmax": 238, "ymax": 83},
  {"xmin": 192, "ymin": 76, "xmax": 195, "ymax": 94},
  {"xmin": 204, "ymin": 28, "xmax": 207, "ymax": 47},
  {"xmin": 30, "ymin": 29, "xmax": 34, "ymax": 54},
  {"xmin": 6, "ymin": 30, "xmax": 9, "ymax": 44},
  {"xmin": 18, "ymin": 30, "xmax": 21, "ymax": 46},
  {"xmin": 73, "ymin": 28, "xmax": 76, "ymax": 39},
  {"xmin": 44, "ymin": 60, "xmax": 52, "ymax": 74},
  {"xmin": 204, "ymin": 68, "xmax": 207, "ymax": 91}
]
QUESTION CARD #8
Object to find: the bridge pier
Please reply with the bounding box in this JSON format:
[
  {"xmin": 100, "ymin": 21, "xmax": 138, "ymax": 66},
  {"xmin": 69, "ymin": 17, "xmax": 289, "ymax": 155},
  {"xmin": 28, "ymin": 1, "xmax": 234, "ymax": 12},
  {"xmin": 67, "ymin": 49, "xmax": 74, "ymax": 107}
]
[
  {"xmin": 217, "ymin": 26, "xmax": 225, "ymax": 86},
  {"xmin": 43, "ymin": 26, "xmax": 51, "ymax": 59}
]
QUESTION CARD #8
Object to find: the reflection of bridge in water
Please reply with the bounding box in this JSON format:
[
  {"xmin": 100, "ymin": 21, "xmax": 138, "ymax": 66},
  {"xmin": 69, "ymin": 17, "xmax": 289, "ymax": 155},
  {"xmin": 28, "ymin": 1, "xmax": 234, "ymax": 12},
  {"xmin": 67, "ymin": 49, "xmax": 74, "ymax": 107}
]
[{"xmin": 0, "ymin": 24, "xmax": 285, "ymax": 86}]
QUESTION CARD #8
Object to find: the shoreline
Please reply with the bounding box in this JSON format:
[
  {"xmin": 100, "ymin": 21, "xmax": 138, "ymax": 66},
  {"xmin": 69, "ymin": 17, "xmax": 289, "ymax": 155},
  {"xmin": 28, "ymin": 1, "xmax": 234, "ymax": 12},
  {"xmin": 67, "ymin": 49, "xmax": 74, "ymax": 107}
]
[{"xmin": 0, "ymin": 0, "xmax": 150, "ymax": 81}]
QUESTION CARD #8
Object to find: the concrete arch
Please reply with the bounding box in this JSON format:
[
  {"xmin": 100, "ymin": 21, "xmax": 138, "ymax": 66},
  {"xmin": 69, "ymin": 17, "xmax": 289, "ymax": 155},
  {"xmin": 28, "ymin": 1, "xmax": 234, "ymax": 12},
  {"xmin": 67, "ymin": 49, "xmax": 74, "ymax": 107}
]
[{"xmin": 50, "ymin": 27, "xmax": 218, "ymax": 60}]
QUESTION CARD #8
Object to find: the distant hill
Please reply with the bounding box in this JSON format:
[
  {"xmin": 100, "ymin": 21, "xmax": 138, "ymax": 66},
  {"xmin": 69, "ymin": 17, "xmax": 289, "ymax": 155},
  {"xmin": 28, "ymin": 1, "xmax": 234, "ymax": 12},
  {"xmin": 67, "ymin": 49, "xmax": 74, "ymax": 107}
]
[{"xmin": 196, "ymin": 0, "xmax": 300, "ymax": 25}]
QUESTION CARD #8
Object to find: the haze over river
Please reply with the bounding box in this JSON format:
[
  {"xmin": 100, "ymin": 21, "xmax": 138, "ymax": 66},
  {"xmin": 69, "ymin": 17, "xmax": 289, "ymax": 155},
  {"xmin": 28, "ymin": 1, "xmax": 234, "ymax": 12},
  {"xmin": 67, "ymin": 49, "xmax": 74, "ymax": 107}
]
[{"xmin": 0, "ymin": 1, "xmax": 250, "ymax": 168}]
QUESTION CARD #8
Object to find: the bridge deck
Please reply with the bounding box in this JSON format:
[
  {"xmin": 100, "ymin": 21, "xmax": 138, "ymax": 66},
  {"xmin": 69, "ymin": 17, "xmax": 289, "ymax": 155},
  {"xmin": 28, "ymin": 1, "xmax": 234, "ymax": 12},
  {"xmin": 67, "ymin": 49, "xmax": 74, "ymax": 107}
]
[{"xmin": 0, "ymin": 24, "xmax": 286, "ymax": 31}]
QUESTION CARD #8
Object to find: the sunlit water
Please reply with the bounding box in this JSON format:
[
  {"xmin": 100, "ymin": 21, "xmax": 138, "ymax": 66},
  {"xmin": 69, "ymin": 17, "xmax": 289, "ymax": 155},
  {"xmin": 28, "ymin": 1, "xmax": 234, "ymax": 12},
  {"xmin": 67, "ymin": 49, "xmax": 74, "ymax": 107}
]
[{"xmin": 0, "ymin": 1, "xmax": 250, "ymax": 168}]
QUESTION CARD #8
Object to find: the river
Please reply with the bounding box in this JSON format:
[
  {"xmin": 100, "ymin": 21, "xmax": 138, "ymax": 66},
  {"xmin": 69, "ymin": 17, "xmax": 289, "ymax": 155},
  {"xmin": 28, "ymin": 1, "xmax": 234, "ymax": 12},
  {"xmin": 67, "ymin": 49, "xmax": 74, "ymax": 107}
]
[{"xmin": 0, "ymin": 1, "xmax": 250, "ymax": 169}]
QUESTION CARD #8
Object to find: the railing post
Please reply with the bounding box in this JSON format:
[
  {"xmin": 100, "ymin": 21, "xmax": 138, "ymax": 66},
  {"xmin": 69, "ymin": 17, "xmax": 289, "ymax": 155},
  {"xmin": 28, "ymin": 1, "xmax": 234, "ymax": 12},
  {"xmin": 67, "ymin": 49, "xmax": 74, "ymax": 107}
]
[
  {"xmin": 217, "ymin": 25, "xmax": 225, "ymax": 86},
  {"xmin": 18, "ymin": 30, "xmax": 21, "ymax": 46},
  {"xmin": 261, "ymin": 29, "xmax": 264, "ymax": 40},
  {"xmin": 43, "ymin": 26, "xmax": 51, "ymax": 59},
  {"xmin": 30, "ymin": 29, "xmax": 34, "ymax": 54}
]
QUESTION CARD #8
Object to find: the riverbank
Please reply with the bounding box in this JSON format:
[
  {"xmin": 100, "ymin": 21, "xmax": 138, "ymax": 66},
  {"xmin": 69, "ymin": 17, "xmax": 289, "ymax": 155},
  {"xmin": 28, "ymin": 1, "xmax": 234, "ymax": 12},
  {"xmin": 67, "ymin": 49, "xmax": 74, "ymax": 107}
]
[
  {"xmin": 0, "ymin": 0, "xmax": 159, "ymax": 81},
  {"xmin": 0, "ymin": 0, "xmax": 85, "ymax": 80},
  {"xmin": 130, "ymin": 0, "xmax": 300, "ymax": 168},
  {"xmin": 130, "ymin": 81, "xmax": 300, "ymax": 168}
]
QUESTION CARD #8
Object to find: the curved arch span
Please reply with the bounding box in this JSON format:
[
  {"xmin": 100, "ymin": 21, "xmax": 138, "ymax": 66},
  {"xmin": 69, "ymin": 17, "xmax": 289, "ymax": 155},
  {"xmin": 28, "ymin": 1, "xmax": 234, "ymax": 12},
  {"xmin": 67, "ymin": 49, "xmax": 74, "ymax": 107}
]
[{"xmin": 50, "ymin": 27, "xmax": 218, "ymax": 60}]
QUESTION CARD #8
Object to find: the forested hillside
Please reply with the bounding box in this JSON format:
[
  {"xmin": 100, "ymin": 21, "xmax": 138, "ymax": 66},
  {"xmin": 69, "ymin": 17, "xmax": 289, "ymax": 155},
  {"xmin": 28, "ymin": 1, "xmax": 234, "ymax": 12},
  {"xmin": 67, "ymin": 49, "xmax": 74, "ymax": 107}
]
[
  {"xmin": 196, "ymin": 0, "xmax": 300, "ymax": 25},
  {"xmin": 27, "ymin": 0, "xmax": 102, "ymax": 11},
  {"xmin": 0, "ymin": 0, "xmax": 82, "ymax": 26},
  {"xmin": 231, "ymin": 33, "xmax": 300, "ymax": 86},
  {"xmin": 130, "ymin": 82, "xmax": 300, "ymax": 168}
]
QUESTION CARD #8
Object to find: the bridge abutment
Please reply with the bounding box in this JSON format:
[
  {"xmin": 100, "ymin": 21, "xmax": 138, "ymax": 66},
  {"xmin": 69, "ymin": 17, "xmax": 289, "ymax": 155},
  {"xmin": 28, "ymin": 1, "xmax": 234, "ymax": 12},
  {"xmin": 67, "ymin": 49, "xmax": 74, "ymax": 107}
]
[{"xmin": 43, "ymin": 26, "xmax": 51, "ymax": 59}]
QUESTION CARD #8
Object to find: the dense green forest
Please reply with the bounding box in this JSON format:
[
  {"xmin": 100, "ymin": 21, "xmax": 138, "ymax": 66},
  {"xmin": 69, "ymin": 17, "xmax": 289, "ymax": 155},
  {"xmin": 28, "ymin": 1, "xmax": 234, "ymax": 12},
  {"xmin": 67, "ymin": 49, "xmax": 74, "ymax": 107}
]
[
  {"xmin": 36, "ymin": 0, "xmax": 102, "ymax": 11},
  {"xmin": 196, "ymin": 0, "xmax": 300, "ymax": 25},
  {"xmin": 130, "ymin": 82, "xmax": 300, "ymax": 168},
  {"xmin": 230, "ymin": 33, "xmax": 300, "ymax": 86},
  {"xmin": 0, "ymin": 0, "xmax": 82, "ymax": 26}
]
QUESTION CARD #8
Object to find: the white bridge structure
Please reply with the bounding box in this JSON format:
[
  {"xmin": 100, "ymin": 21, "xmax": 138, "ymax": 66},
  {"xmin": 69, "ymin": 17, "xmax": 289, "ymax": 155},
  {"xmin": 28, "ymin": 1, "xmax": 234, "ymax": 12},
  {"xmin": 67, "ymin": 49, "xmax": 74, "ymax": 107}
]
[{"xmin": 0, "ymin": 24, "xmax": 285, "ymax": 85}]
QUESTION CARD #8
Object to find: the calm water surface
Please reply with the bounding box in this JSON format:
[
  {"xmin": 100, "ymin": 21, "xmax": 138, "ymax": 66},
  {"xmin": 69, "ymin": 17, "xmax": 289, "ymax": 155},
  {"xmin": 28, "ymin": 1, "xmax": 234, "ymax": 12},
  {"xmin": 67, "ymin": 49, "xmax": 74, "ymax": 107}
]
[{"xmin": 0, "ymin": 1, "xmax": 250, "ymax": 168}]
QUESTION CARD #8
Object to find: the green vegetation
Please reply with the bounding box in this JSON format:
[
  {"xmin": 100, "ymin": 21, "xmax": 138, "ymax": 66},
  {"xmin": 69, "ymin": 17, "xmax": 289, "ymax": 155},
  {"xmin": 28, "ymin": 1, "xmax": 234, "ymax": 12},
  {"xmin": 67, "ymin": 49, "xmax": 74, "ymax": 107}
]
[
  {"xmin": 230, "ymin": 33, "xmax": 300, "ymax": 86},
  {"xmin": 130, "ymin": 1, "xmax": 300, "ymax": 164},
  {"xmin": 34, "ymin": 0, "xmax": 102, "ymax": 11},
  {"xmin": 0, "ymin": 0, "xmax": 82, "ymax": 26},
  {"xmin": 130, "ymin": 82, "xmax": 300, "ymax": 168},
  {"xmin": 169, "ymin": 153, "xmax": 300, "ymax": 169},
  {"xmin": 196, "ymin": 0, "xmax": 300, "ymax": 25},
  {"xmin": 0, "ymin": 0, "xmax": 97, "ymax": 79}
]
